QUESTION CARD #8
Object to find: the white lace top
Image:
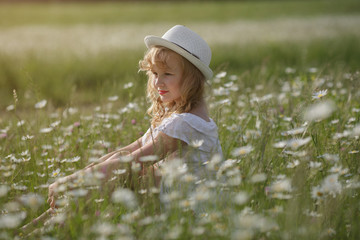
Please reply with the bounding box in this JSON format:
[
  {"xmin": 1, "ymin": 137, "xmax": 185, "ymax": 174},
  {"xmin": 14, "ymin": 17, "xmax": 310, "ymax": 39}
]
[{"xmin": 142, "ymin": 113, "xmax": 223, "ymax": 173}]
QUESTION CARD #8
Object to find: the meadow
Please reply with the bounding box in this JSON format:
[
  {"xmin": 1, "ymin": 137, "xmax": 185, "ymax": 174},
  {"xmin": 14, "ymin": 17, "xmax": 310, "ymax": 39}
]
[{"xmin": 1, "ymin": 0, "xmax": 360, "ymax": 239}]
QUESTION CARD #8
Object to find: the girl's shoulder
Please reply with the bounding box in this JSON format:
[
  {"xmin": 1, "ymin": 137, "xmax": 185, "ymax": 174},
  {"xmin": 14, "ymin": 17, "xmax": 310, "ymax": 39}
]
[{"xmin": 159, "ymin": 112, "xmax": 218, "ymax": 136}]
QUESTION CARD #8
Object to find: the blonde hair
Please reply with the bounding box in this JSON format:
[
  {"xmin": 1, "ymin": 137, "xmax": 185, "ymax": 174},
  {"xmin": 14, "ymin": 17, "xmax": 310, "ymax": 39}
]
[{"xmin": 139, "ymin": 46, "xmax": 206, "ymax": 127}]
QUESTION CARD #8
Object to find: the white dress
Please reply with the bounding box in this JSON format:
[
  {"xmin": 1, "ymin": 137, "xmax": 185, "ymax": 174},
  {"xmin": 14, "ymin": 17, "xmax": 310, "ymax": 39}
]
[
  {"xmin": 142, "ymin": 112, "xmax": 223, "ymax": 169},
  {"xmin": 142, "ymin": 113, "xmax": 223, "ymax": 209}
]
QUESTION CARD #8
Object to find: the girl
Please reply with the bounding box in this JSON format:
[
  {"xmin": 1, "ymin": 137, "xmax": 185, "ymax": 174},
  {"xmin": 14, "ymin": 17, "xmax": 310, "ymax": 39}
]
[{"xmin": 22, "ymin": 25, "xmax": 222, "ymax": 233}]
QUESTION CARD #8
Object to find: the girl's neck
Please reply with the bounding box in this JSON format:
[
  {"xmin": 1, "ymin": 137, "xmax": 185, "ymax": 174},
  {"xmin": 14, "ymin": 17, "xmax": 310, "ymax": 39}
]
[{"xmin": 189, "ymin": 100, "xmax": 210, "ymax": 122}]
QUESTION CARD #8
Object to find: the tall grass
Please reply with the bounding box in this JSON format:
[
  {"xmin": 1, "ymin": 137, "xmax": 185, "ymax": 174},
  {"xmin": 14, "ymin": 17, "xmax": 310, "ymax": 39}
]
[
  {"xmin": 1, "ymin": 1, "xmax": 360, "ymax": 239},
  {"xmin": 1, "ymin": 57, "xmax": 359, "ymax": 239},
  {"xmin": 1, "ymin": 34, "xmax": 359, "ymax": 109}
]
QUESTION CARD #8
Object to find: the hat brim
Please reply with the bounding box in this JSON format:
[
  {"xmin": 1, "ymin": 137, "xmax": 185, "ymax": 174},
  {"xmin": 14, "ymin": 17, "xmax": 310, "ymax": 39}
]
[{"xmin": 144, "ymin": 35, "xmax": 213, "ymax": 80}]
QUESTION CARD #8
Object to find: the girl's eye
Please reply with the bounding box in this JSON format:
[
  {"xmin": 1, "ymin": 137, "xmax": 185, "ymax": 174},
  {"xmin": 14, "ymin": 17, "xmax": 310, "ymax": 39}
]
[
  {"xmin": 152, "ymin": 72, "xmax": 158, "ymax": 76},
  {"xmin": 165, "ymin": 73, "xmax": 173, "ymax": 76}
]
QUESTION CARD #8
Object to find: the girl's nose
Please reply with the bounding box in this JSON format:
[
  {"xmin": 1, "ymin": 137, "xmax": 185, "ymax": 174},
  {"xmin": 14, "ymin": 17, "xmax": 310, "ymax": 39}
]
[{"xmin": 154, "ymin": 75, "xmax": 164, "ymax": 87}]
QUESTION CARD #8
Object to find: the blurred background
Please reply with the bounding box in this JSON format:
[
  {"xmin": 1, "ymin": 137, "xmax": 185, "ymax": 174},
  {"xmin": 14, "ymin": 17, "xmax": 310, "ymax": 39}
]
[{"xmin": 0, "ymin": 0, "xmax": 359, "ymax": 109}]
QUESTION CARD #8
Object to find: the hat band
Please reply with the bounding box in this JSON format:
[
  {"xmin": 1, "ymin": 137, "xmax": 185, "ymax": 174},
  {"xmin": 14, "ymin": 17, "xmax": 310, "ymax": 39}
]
[{"xmin": 171, "ymin": 41, "xmax": 200, "ymax": 60}]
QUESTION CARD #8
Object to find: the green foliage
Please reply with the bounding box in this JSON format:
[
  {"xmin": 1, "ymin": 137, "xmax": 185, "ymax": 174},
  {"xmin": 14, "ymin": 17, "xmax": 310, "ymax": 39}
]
[{"xmin": 0, "ymin": 1, "xmax": 360, "ymax": 239}]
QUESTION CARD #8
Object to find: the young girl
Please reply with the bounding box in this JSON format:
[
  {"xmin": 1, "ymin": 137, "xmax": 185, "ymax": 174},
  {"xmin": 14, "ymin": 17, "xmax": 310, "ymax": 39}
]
[{"xmin": 22, "ymin": 25, "xmax": 222, "ymax": 233}]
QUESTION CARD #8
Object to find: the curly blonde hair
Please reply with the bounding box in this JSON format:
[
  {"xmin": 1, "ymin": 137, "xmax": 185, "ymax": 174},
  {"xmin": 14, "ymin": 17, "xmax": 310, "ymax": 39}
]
[{"xmin": 139, "ymin": 46, "xmax": 206, "ymax": 127}]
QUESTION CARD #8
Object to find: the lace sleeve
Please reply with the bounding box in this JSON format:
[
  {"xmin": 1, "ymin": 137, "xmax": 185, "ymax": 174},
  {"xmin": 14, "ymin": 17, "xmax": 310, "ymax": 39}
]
[
  {"xmin": 157, "ymin": 115, "xmax": 195, "ymax": 146},
  {"xmin": 158, "ymin": 115, "xmax": 200, "ymax": 145},
  {"xmin": 157, "ymin": 114, "xmax": 216, "ymax": 152}
]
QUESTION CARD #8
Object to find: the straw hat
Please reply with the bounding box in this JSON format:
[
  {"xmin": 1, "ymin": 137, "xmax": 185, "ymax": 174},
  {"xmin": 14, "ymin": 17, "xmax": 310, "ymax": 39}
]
[{"xmin": 144, "ymin": 25, "xmax": 213, "ymax": 80}]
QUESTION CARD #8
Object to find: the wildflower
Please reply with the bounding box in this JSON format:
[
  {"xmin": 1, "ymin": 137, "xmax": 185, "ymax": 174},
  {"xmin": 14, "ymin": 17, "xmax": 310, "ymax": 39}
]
[
  {"xmin": 0, "ymin": 185, "xmax": 9, "ymax": 197},
  {"xmin": 269, "ymin": 178, "xmax": 292, "ymax": 193},
  {"xmin": 308, "ymin": 67, "xmax": 318, "ymax": 73},
  {"xmin": 329, "ymin": 165, "xmax": 349, "ymax": 175},
  {"xmin": 160, "ymin": 159, "xmax": 188, "ymax": 187},
  {"xmin": 19, "ymin": 193, "xmax": 44, "ymax": 210},
  {"xmin": 286, "ymin": 160, "xmax": 300, "ymax": 168},
  {"xmin": 235, "ymin": 213, "xmax": 279, "ymax": 232},
  {"xmin": 118, "ymin": 155, "xmax": 134, "ymax": 163},
  {"xmin": 285, "ymin": 67, "xmax": 296, "ymax": 74},
  {"xmin": 68, "ymin": 156, "xmax": 81, "ymax": 163},
  {"xmin": 192, "ymin": 227, "xmax": 205, "ymax": 236},
  {"xmin": 48, "ymin": 212, "xmax": 66, "ymax": 224},
  {"xmin": 303, "ymin": 209, "xmax": 322, "ymax": 218},
  {"xmin": 34, "ymin": 99, "xmax": 47, "ymax": 109},
  {"xmin": 318, "ymin": 153, "xmax": 339, "ymax": 162},
  {"xmin": 0, "ymin": 212, "xmax": 26, "ymax": 228},
  {"xmin": 95, "ymin": 198, "xmax": 104, "ymax": 203},
  {"xmin": 50, "ymin": 120, "xmax": 61, "ymax": 128},
  {"xmin": 281, "ymin": 127, "xmax": 306, "ymax": 136},
  {"xmin": 268, "ymin": 206, "xmax": 284, "ymax": 215},
  {"xmin": 51, "ymin": 168, "xmax": 61, "ymax": 178},
  {"xmin": 233, "ymin": 191, "xmax": 249, "ymax": 205},
  {"xmin": 179, "ymin": 199, "xmax": 195, "ymax": 209},
  {"xmin": 113, "ymin": 169, "xmax": 127, "ymax": 175},
  {"xmin": 215, "ymin": 71, "xmax": 227, "ymax": 79},
  {"xmin": 40, "ymin": 127, "xmax": 53, "ymax": 133},
  {"xmin": 205, "ymin": 153, "xmax": 222, "ymax": 171},
  {"xmin": 68, "ymin": 107, "xmax": 78, "ymax": 115},
  {"xmin": 312, "ymin": 89, "xmax": 328, "ymax": 100},
  {"xmin": 6, "ymin": 104, "xmax": 15, "ymax": 111},
  {"xmin": 191, "ymin": 185, "xmax": 212, "ymax": 202},
  {"xmin": 92, "ymin": 222, "xmax": 115, "ymax": 237},
  {"xmin": 231, "ymin": 145, "xmax": 253, "ymax": 157},
  {"xmin": 124, "ymin": 82, "xmax": 134, "ymax": 89},
  {"xmin": 309, "ymin": 161, "xmax": 322, "ymax": 169},
  {"xmin": 273, "ymin": 140, "xmax": 287, "ymax": 148},
  {"xmin": 68, "ymin": 188, "xmax": 88, "ymax": 197},
  {"xmin": 348, "ymin": 150, "xmax": 359, "ymax": 154},
  {"xmin": 139, "ymin": 155, "xmax": 158, "ymax": 163},
  {"xmin": 181, "ymin": 174, "xmax": 197, "ymax": 183},
  {"xmin": 0, "ymin": 133, "xmax": 7, "ymax": 139},
  {"xmin": 321, "ymin": 228, "xmax": 336, "ymax": 237},
  {"xmin": 17, "ymin": 120, "xmax": 25, "ymax": 127},
  {"xmin": 216, "ymin": 159, "xmax": 237, "ymax": 178},
  {"xmin": 131, "ymin": 162, "xmax": 141, "ymax": 173},
  {"xmin": 189, "ymin": 139, "xmax": 204, "ymax": 148},
  {"xmin": 21, "ymin": 135, "xmax": 34, "ymax": 141},
  {"xmin": 108, "ymin": 95, "xmax": 118, "ymax": 101},
  {"xmin": 283, "ymin": 150, "xmax": 307, "ymax": 157},
  {"xmin": 322, "ymin": 174, "xmax": 342, "ymax": 197},
  {"xmin": 287, "ymin": 137, "xmax": 311, "ymax": 150},
  {"xmin": 250, "ymin": 173, "xmax": 267, "ymax": 183},
  {"xmin": 111, "ymin": 188, "xmax": 137, "ymax": 209},
  {"xmin": 131, "ymin": 119, "xmax": 136, "ymax": 125},
  {"xmin": 303, "ymin": 100, "xmax": 336, "ymax": 122}
]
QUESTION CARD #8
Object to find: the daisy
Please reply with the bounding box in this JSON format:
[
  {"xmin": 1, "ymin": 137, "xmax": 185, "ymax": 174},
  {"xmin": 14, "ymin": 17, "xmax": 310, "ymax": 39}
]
[
  {"xmin": 189, "ymin": 139, "xmax": 204, "ymax": 148},
  {"xmin": 231, "ymin": 145, "xmax": 254, "ymax": 157},
  {"xmin": 34, "ymin": 99, "xmax": 47, "ymax": 109},
  {"xmin": 312, "ymin": 89, "xmax": 327, "ymax": 100},
  {"xmin": 51, "ymin": 168, "xmax": 61, "ymax": 178},
  {"xmin": 304, "ymin": 100, "xmax": 336, "ymax": 122}
]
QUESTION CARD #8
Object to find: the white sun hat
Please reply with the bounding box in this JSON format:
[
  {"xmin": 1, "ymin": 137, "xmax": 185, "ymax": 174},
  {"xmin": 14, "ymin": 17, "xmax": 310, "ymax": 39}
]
[{"xmin": 144, "ymin": 25, "xmax": 213, "ymax": 80}]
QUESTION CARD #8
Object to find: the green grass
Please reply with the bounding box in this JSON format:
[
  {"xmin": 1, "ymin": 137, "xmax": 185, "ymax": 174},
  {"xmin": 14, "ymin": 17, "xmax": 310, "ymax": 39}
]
[
  {"xmin": 1, "ymin": 1, "xmax": 360, "ymax": 239},
  {"xmin": 1, "ymin": 34, "xmax": 359, "ymax": 109},
  {"xmin": 1, "ymin": 59, "xmax": 360, "ymax": 239}
]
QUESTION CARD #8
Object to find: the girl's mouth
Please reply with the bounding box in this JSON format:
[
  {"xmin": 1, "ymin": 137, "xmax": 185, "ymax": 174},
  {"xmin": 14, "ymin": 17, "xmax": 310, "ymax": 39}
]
[{"xmin": 158, "ymin": 90, "xmax": 169, "ymax": 95}]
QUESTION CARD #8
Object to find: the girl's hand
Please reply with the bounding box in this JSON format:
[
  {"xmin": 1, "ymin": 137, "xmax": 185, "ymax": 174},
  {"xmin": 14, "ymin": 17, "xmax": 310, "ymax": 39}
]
[{"xmin": 47, "ymin": 181, "xmax": 59, "ymax": 209}]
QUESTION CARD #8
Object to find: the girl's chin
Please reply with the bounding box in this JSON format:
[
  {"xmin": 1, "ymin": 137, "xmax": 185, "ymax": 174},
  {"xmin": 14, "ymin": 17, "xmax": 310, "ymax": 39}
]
[{"xmin": 159, "ymin": 96, "xmax": 181, "ymax": 104}]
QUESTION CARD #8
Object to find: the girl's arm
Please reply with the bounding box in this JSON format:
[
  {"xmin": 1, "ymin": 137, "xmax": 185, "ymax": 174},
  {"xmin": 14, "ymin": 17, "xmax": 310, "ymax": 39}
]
[
  {"xmin": 84, "ymin": 137, "xmax": 143, "ymax": 169},
  {"xmin": 66, "ymin": 132, "xmax": 183, "ymax": 182},
  {"xmin": 48, "ymin": 133, "xmax": 185, "ymax": 208}
]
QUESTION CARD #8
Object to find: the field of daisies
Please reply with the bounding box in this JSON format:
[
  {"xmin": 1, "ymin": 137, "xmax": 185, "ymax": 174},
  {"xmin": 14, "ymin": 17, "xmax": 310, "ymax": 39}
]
[{"xmin": 1, "ymin": 1, "xmax": 360, "ymax": 239}]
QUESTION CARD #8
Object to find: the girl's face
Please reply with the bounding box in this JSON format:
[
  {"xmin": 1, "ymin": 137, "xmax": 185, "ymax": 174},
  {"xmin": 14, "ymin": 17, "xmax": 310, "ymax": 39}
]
[{"xmin": 152, "ymin": 52, "xmax": 183, "ymax": 104}]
